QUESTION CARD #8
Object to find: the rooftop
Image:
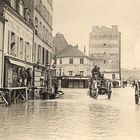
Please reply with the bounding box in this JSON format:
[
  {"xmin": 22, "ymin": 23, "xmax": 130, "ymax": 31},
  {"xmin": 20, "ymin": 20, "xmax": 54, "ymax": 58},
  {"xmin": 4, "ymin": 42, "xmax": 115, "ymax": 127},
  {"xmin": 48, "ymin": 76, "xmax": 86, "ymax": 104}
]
[{"xmin": 56, "ymin": 45, "xmax": 87, "ymax": 58}]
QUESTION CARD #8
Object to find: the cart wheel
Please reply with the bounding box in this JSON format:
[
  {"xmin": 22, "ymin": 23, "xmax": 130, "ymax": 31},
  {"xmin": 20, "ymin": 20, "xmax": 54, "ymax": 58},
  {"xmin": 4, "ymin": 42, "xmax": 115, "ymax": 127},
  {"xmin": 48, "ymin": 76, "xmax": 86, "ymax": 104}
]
[{"xmin": 135, "ymin": 82, "xmax": 139, "ymax": 104}]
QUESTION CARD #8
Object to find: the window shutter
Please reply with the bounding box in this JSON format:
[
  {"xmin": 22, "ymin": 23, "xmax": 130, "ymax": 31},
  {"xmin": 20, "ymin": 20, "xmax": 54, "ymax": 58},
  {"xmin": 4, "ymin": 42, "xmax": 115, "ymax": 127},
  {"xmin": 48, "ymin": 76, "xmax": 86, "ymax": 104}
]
[
  {"xmin": 29, "ymin": 43, "xmax": 31, "ymax": 62},
  {"xmin": 15, "ymin": 35, "xmax": 18, "ymax": 57},
  {"xmin": 32, "ymin": 42, "xmax": 36, "ymax": 62},
  {"xmin": 22, "ymin": 40, "xmax": 25, "ymax": 60},
  {"xmin": 8, "ymin": 30, "xmax": 11, "ymax": 54},
  {"xmin": 17, "ymin": 36, "xmax": 19, "ymax": 58}
]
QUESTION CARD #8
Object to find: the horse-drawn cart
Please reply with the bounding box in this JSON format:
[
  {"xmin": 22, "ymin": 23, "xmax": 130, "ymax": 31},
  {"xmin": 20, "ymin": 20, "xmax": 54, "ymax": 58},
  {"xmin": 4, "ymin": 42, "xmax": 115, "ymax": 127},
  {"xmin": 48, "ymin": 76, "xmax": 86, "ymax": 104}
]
[
  {"xmin": 89, "ymin": 67, "xmax": 112, "ymax": 99},
  {"xmin": 89, "ymin": 79, "xmax": 112, "ymax": 99}
]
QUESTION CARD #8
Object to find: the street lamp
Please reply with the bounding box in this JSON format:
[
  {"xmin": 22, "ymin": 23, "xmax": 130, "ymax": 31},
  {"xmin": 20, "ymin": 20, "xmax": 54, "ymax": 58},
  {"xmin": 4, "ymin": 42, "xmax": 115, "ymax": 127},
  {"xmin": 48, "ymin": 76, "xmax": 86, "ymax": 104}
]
[{"xmin": 46, "ymin": 64, "xmax": 50, "ymax": 88}]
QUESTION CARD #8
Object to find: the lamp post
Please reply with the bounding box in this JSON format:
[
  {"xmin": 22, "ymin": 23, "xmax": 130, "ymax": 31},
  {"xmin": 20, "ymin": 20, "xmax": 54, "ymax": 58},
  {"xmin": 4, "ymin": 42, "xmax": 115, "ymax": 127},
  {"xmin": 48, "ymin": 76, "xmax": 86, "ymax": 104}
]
[
  {"xmin": 46, "ymin": 64, "xmax": 50, "ymax": 88},
  {"xmin": 45, "ymin": 64, "xmax": 51, "ymax": 99},
  {"xmin": 32, "ymin": 63, "xmax": 35, "ymax": 87}
]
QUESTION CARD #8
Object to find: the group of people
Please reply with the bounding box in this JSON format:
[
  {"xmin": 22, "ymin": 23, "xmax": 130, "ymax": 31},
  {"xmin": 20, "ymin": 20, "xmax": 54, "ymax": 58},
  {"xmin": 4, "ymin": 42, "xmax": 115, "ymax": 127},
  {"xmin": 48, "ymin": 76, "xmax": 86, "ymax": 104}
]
[{"xmin": 18, "ymin": 67, "xmax": 32, "ymax": 87}]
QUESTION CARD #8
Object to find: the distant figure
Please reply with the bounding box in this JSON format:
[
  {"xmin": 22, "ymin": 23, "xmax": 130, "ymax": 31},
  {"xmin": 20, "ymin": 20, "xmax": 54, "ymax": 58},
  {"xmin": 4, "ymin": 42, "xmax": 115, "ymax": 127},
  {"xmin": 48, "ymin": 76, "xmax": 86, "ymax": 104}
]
[
  {"xmin": 40, "ymin": 76, "xmax": 45, "ymax": 87},
  {"xmin": 19, "ymin": 67, "xmax": 26, "ymax": 86},
  {"xmin": 132, "ymin": 80, "xmax": 136, "ymax": 88},
  {"xmin": 92, "ymin": 66, "xmax": 100, "ymax": 80},
  {"xmin": 122, "ymin": 80, "xmax": 127, "ymax": 88},
  {"xmin": 54, "ymin": 81, "xmax": 58, "ymax": 94},
  {"xmin": 26, "ymin": 68, "xmax": 32, "ymax": 87},
  {"xmin": 92, "ymin": 66, "xmax": 98, "ymax": 73}
]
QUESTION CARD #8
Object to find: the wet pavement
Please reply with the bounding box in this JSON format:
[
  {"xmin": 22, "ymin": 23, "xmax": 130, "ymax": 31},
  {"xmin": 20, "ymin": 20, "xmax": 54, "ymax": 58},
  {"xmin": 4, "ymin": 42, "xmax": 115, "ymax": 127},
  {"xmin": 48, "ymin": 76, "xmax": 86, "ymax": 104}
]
[{"xmin": 0, "ymin": 87, "xmax": 140, "ymax": 140}]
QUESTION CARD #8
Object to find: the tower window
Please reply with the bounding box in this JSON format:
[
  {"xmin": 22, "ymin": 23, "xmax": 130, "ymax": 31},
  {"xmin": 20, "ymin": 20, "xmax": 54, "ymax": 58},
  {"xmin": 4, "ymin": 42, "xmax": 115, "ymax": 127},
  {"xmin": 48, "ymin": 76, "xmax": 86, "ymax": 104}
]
[{"xmin": 69, "ymin": 58, "xmax": 73, "ymax": 64}]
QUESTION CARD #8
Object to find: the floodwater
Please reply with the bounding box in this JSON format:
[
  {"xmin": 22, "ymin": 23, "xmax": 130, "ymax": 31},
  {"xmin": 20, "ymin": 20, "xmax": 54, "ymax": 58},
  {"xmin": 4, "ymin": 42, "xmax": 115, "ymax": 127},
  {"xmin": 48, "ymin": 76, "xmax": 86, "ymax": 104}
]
[{"xmin": 0, "ymin": 87, "xmax": 140, "ymax": 140}]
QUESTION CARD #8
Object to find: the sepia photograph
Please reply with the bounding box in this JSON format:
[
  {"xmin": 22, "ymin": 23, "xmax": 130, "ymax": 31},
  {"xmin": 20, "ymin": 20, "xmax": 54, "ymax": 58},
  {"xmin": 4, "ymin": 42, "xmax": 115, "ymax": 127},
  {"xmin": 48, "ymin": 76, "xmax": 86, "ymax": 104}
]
[{"xmin": 0, "ymin": 0, "xmax": 140, "ymax": 140}]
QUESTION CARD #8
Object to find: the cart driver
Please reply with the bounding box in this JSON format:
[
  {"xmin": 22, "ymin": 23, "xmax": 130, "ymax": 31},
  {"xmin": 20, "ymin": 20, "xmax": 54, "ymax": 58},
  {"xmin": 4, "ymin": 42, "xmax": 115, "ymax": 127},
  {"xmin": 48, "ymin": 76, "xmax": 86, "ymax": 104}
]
[{"xmin": 92, "ymin": 66, "xmax": 100, "ymax": 80}]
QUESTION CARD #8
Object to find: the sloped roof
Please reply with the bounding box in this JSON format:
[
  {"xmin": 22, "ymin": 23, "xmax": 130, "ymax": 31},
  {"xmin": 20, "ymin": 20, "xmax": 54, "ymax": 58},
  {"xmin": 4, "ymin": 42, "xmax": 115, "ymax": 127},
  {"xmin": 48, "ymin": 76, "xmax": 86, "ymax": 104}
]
[
  {"xmin": 56, "ymin": 45, "xmax": 87, "ymax": 58},
  {"xmin": 53, "ymin": 33, "xmax": 68, "ymax": 52}
]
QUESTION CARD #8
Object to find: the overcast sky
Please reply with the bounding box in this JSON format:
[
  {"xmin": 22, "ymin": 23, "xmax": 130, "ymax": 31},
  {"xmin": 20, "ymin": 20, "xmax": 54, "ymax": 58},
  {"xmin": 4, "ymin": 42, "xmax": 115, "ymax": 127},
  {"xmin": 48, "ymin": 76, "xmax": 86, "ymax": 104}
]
[{"xmin": 53, "ymin": 0, "xmax": 140, "ymax": 68}]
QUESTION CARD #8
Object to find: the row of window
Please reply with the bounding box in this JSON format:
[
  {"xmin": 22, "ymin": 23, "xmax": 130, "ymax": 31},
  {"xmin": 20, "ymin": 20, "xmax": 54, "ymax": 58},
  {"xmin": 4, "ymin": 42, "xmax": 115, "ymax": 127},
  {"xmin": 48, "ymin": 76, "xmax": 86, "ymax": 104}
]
[
  {"xmin": 32, "ymin": 42, "xmax": 50, "ymax": 66},
  {"xmin": 9, "ymin": 0, "xmax": 31, "ymax": 23},
  {"xmin": 35, "ymin": 17, "xmax": 52, "ymax": 46},
  {"xmin": 90, "ymin": 34, "xmax": 119, "ymax": 39},
  {"xmin": 69, "ymin": 71, "xmax": 84, "ymax": 76},
  {"xmin": 58, "ymin": 69, "xmax": 84, "ymax": 77},
  {"xmin": 35, "ymin": 0, "xmax": 52, "ymax": 27},
  {"xmin": 8, "ymin": 30, "xmax": 50, "ymax": 66},
  {"xmin": 58, "ymin": 58, "xmax": 84, "ymax": 64},
  {"xmin": 8, "ymin": 31, "xmax": 31, "ymax": 62}
]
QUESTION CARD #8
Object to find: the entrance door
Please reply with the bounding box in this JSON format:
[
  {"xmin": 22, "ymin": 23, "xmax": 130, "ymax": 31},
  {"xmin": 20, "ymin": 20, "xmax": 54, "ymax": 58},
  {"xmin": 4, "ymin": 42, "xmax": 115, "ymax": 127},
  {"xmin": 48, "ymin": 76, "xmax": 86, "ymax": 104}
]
[
  {"xmin": 79, "ymin": 80, "xmax": 84, "ymax": 88},
  {"xmin": 74, "ymin": 80, "xmax": 79, "ymax": 88},
  {"xmin": 69, "ymin": 80, "xmax": 73, "ymax": 88}
]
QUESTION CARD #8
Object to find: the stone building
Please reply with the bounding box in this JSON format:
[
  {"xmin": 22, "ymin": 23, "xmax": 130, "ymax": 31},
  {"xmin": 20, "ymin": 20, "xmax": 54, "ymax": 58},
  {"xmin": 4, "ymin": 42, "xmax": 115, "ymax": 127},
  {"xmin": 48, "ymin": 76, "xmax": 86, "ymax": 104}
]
[
  {"xmin": 0, "ymin": 0, "xmax": 53, "ymax": 88},
  {"xmin": 1, "ymin": 0, "xmax": 33, "ymax": 87},
  {"xmin": 89, "ymin": 26, "xmax": 121, "ymax": 80},
  {"xmin": 55, "ymin": 44, "xmax": 92, "ymax": 88},
  {"xmin": 25, "ymin": 0, "xmax": 53, "ymax": 87},
  {"xmin": 121, "ymin": 68, "xmax": 140, "ymax": 81}
]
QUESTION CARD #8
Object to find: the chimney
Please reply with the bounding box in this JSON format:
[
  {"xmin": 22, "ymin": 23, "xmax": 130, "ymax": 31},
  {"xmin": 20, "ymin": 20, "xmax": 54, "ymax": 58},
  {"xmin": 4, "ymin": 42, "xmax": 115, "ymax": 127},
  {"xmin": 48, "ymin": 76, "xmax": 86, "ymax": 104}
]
[
  {"xmin": 92, "ymin": 26, "xmax": 98, "ymax": 31},
  {"xmin": 112, "ymin": 25, "xmax": 118, "ymax": 31},
  {"xmin": 84, "ymin": 46, "xmax": 86, "ymax": 55}
]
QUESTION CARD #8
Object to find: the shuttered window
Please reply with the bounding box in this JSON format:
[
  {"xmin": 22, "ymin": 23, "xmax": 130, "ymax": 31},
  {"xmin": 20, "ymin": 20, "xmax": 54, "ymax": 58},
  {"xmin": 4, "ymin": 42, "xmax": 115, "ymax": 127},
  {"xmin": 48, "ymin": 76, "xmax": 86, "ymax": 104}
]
[
  {"xmin": 32, "ymin": 42, "xmax": 36, "ymax": 62},
  {"xmin": 19, "ymin": 38, "xmax": 23, "ymax": 59},
  {"xmin": 37, "ymin": 45, "xmax": 41, "ymax": 63}
]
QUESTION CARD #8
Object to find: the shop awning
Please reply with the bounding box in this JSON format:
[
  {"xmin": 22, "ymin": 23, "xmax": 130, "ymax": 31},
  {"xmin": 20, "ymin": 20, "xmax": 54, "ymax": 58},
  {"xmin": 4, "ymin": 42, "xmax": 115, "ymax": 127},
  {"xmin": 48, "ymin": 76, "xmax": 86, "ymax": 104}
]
[{"xmin": 8, "ymin": 58, "xmax": 26, "ymax": 67}]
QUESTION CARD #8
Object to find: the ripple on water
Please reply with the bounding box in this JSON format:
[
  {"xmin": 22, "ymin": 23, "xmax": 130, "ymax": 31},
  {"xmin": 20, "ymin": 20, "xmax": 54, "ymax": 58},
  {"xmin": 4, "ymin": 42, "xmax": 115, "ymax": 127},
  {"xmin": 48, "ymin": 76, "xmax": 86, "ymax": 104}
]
[{"xmin": 0, "ymin": 88, "xmax": 140, "ymax": 140}]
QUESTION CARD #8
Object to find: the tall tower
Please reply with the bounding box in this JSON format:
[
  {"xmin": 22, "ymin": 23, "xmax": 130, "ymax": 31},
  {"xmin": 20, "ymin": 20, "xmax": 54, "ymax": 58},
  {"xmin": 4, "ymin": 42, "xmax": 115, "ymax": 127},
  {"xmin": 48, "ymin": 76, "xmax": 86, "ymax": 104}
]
[{"xmin": 89, "ymin": 25, "xmax": 121, "ymax": 80}]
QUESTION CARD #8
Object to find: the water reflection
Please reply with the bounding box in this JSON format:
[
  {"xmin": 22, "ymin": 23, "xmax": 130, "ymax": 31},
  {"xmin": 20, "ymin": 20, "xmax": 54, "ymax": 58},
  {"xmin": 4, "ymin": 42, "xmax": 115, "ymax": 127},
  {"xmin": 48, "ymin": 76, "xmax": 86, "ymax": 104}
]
[{"xmin": 0, "ymin": 87, "xmax": 140, "ymax": 140}]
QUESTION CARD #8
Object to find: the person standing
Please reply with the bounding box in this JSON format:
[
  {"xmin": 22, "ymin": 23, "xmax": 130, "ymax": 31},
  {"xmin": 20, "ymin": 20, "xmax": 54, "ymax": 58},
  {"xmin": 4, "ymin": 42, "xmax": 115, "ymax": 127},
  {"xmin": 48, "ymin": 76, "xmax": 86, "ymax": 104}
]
[
  {"xmin": 54, "ymin": 81, "xmax": 58, "ymax": 94},
  {"xmin": 26, "ymin": 68, "xmax": 32, "ymax": 87},
  {"xmin": 19, "ymin": 67, "xmax": 26, "ymax": 86}
]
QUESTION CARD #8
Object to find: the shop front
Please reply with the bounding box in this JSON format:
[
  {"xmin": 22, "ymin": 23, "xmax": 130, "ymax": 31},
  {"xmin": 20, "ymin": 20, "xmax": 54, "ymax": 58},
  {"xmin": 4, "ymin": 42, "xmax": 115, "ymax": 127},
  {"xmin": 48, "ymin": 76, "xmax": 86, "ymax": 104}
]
[
  {"xmin": 61, "ymin": 76, "xmax": 89, "ymax": 88},
  {"xmin": 4, "ymin": 57, "xmax": 33, "ymax": 88}
]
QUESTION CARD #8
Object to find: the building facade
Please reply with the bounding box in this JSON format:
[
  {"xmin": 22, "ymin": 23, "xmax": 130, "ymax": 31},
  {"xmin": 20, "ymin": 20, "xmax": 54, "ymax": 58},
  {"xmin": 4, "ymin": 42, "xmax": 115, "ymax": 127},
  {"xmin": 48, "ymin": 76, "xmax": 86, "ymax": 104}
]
[
  {"xmin": 121, "ymin": 68, "xmax": 140, "ymax": 81},
  {"xmin": 89, "ymin": 26, "xmax": 121, "ymax": 80},
  {"xmin": 0, "ymin": 0, "xmax": 53, "ymax": 88},
  {"xmin": 2, "ymin": 0, "xmax": 33, "ymax": 87},
  {"xmin": 55, "ymin": 45, "xmax": 92, "ymax": 88},
  {"xmin": 32, "ymin": 0, "xmax": 53, "ymax": 87}
]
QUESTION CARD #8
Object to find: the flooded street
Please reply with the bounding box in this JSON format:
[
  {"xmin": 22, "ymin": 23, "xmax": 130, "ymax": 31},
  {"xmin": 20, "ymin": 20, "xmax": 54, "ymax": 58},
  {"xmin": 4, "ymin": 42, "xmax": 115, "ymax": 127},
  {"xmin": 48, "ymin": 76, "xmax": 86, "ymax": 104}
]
[{"xmin": 0, "ymin": 87, "xmax": 140, "ymax": 140}]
